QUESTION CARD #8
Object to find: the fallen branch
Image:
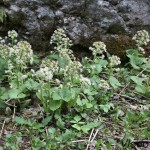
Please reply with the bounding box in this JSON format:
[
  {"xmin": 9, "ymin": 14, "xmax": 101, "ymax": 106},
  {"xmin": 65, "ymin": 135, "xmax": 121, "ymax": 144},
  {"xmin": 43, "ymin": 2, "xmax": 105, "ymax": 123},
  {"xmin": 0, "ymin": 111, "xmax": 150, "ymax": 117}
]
[{"xmin": 86, "ymin": 128, "xmax": 94, "ymax": 150}]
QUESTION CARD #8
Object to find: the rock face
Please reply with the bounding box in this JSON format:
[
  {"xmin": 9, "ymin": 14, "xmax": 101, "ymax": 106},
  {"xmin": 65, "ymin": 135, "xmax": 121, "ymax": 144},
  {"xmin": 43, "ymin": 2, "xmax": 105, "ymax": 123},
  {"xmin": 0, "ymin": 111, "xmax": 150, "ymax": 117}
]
[{"xmin": 1, "ymin": 0, "xmax": 150, "ymax": 58}]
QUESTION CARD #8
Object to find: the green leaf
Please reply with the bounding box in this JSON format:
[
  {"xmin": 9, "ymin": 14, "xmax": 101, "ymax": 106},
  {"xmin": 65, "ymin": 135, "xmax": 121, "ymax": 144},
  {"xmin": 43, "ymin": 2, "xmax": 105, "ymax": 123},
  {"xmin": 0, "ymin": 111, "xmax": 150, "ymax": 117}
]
[
  {"xmin": 15, "ymin": 116, "xmax": 31, "ymax": 126},
  {"xmin": 100, "ymin": 103, "xmax": 114, "ymax": 113},
  {"xmin": 135, "ymin": 85, "xmax": 147, "ymax": 94},
  {"xmin": 100, "ymin": 105, "xmax": 110, "ymax": 113},
  {"xmin": 62, "ymin": 130, "xmax": 75, "ymax": 142},
  {"xmin": 109, "ymin": 76, "xmax": 121, "ymax": 89},
  {"xmin": 72, "ymin": 124, "xmax": 81, "ymax": 131},
  {"xmin": 81, "ymin": 125, "xmax": 91, "ymax": 133},
  {"xmin": 49, "ymin": 100, "xmax": 62, "ymax": 111},
  {"xmin": 42, "ymin": 116, "xmax": 52, "ymax": 126},
  {"xmin": 56, "ymin": 118, "xmax": 65, "ymax": 129},
  {"xmin": 74, "ymin": 116, "xmax": 81, "ymax": 122},
  {"xmin": 8, "ymin": 88, "xmax": 26, "ymax": 99},
  {"xmin": 0, "ymin": 57, "xmax": 7, "ymax": 77},
  {"xmin": 24, "ymin": 79, "xmax": 39, "ymax": 90},
  {"xmin": 83, "ymin": 88, "xmax": 97, "ymax": 96},
  {"xmin": 95, "ymin": 64, "xmax": 102, "ymax": 73},
  {"xmin": 108, "ymin": 138, "xmax": 116, "ymax": 145},
  {"xmin": 97, "ymin": 59, "xmax": 108, "ymax": 67},
  {"xmin": 126, "ymin": 49, "xmax": 145, "ymax": 69},
  {"xmin": 81, "ymin": 122, "xmax": 101, "ymax": 133},
  {"xmin": 52, "ymin": 87, "xmax": 72, "ymax": 102},
  {"xmin": 0, "ymin": 9, "xmax": 6, "ymax": 23},
  {"xmin": 15, "ymin": 116, "xmax": 44, "ymax": 130},
  {"xmin": 0, "ymin": 101, "xmax": 6, "ymax": 109},
  {"xmin": 86, "ymin": 103, "xmax": 93, "ymax": 108},
  {"xmin": 52, "ymin": 91, "xmax": 61, "ymax": 100},
  {"xmin": 130, "ymin": 76, "xmax": 143, "ymax": 85},
  {"xmin": 76, "ymin": 98, "xmax": 83, "ymax": 106},
  {"xmin": 0, "ymin": 87, "xmax": 8, "ymax": 101}
]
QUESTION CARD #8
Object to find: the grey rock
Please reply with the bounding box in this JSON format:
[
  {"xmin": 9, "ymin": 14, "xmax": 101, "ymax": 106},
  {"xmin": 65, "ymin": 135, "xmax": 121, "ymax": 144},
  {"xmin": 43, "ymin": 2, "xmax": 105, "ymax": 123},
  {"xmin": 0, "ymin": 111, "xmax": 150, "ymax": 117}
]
[{"xmin": 0, "ymin": 0, "xmax": 150, "ymax": 56}]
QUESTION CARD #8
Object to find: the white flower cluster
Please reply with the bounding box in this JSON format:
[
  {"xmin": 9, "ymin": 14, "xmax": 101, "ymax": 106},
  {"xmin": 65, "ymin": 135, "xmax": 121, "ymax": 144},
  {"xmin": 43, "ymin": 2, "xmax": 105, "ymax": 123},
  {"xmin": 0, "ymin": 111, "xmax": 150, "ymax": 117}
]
[
  {"xmin": 138, "ymin": 47, "xmax": 146, "ymax": 54},
  {"xmin": 50, "ymin": 28, "xmax": 73, "ymax": 49},
  {"xmin": 5, "ymin": 60, "xmax": 14, "ymax": 74},
  {"xmin": 132, "ymin": 30, "xmax": 149, "ymax": 46},
  {"xmin": 89, "ymin": 41, "xmax": 107, "ymax": 56},
  {"xmin": 141, "ymin": 74, "xmax": 148, "ymax": 81},
  {"xmin": 50, "ymin": 29, "xmax": 83, "ymax": 79},
  {"xmin": 35, "ymin": 59, "xmax": 59, "ymax": 81},
  {"xmin": 99, "ymin": 79, "xmax": 110, "ymax": 91},
  {"xmin": 132, "ymin": 30, "xmax": 150, "ymax": 54},
  {"xmin": 114, "ymin": 68, "xmax": 125, "ymax": 72},
  {"xmin": 8, "ymin": 30, "xmax": 18, "ymax": 39},
  {"xmin": 59, "ymin": 48, "xmax": 75, "ymax": 61},
  {"xmin": 0, "ymin": 31, "xmax": 33, "ymax": 72},
  {"xmin": 68, "ymin": 60, "xmax": 82, "ymax": 75},
  {"xmin": 11, "ymin": 41, "xmax": 33, "ymax": 66},
  {"xmin": 0, "ymin": 44, "xmax": 9, "ymax": 59},
  {"xmin": 41, "ymin": 59, "xmax": 59, "ymax": 73},
  {"xmin": 36, "ymin": 67, "xmax": 53, "ymax": 81},
  {"xmin": 60, "ymin": 60, "xmax": 82, "ymax": 78},
  {"xmin": 109, "ymin": 55, "xmax": 121, "ymax": 67},
  {"xmin": 80, "ymin": 75, "xmax": 91, "ymax": 86}
]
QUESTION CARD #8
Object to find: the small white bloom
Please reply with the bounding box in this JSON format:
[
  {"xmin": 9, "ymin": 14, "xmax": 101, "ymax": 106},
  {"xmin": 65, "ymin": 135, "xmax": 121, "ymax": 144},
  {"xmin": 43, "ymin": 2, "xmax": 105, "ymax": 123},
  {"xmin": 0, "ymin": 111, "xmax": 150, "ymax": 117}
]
[
  {"xmin": 8, "ymin": 30, "xmax": 18, "ymax": 39},
  {"xmin": 132, "ymin": 30, "xmax": 149, "ymax": 46},
  {"xmin": 109, "ymin": 55, "xmax": 121, "ymax": 67},
  {"xmin": 55, "ymin": 79, "xmax": 61, "ymax": 84},
  {"xmin": 89, "ymin": 41, "xmax": 107, "ymax": 56},
  {"xmin": 99, "ymin": 79, "xmax": 110, "ymax": 91},
  {"xmin": 80, "ymin": 75, "xmax": 91, "ymax": 86},
  {"xmin": 22, "ymin": 75, "xmax": 28, "ymax": 79}
]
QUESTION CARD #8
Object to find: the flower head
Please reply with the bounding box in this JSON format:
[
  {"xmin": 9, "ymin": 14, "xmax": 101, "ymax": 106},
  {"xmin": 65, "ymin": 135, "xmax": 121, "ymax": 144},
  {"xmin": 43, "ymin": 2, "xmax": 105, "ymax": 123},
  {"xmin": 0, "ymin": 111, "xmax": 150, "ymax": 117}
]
[
  {"xmin": 109, "ymin": 55, "xmax": 121, "ymax": 67},
  {"xmin": 89, "ymin": 41, "xmax": 107, "ymax": 56},
  {"xmin": 80, "ymin": 75, "xmax": 91, "ymax": 86},
  {"xmin": 36, "ymin": 67, "xmax": 53, "ymax": 81},
  {"xmin": 8, "ymin": 30, "xmax": 18, "ymax": 39},
  {"xmin": 132, "ymin": 30, "xmax": 149, "ymax": 46},
  {"xmin": 99, "ymin": 79, "xmax": 110, "ymax": 91},
  {"xmin": 50, "ymin": 28, "xmax": 73, "ymax": 49}
]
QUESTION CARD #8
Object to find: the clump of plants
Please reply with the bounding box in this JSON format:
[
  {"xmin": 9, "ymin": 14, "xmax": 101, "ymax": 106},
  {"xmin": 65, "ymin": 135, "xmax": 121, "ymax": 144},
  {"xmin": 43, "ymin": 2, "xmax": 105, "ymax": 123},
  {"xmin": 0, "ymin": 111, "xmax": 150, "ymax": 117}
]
[
  {"xmin": 0, "ymin": 29, "xmax": 149, "ymax": 149},
  {"xmin": 0, "ymin": 8, "xmax": 6, "ymax": 23}
]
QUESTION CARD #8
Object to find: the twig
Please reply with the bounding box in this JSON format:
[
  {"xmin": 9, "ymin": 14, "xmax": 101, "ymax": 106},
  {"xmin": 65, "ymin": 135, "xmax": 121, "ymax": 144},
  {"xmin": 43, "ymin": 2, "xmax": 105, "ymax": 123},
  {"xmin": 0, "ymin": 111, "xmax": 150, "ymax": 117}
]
[
  {"xmin": 132, "ymin": 140, "xmax": 150, "ymax": 143},
  {"xmin": 134, "ymin": 145, "xmax": 140, "ymax": 150},
  {"xmin": 0, "ymin": 120, "xmax": 6, "ymax": 138},
  {"xmin": 12, "ymin": 103, "xmax": 16, "ymax": 121},
  {"xmin": 91, "ymin": 128, "xmax": 100, "ymax": 143},
  {"xmin": 5, "ymin": 99, "xmax": 17, "ymax": 107},
  {"xmin": 86, "ymin": 128, "xmax": 94, "ymax": 150},
  {"xmin": 4, "ymin": 101, "xmax": 17, "ymax": 107},
  {"xmin": 71, "ymin": 140, "xmax": 87, "ymax": 143},
  {"xmin": 120, "ymin": 95, "xmax": 139, "ymax": 101},
  {"xmin": 57, "ymin": 139, "xmax": 87, "ymax": 144}
]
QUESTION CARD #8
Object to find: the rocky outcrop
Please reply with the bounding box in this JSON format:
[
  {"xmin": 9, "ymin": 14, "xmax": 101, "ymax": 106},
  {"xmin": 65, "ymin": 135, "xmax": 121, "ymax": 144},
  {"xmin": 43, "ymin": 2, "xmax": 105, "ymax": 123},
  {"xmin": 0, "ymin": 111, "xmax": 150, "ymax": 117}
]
[{"xmin": 0, "ymin": 0, "xmax": 150, "ymax": 58}]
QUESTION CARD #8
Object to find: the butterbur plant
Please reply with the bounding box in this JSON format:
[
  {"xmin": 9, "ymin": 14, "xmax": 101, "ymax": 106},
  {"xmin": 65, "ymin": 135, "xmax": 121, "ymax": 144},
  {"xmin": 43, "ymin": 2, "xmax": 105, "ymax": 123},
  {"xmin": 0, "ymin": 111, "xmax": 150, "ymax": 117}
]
[
  {"xmin": 89, "ymin": 41, "xmax": 107, "ymax": 61},
  {"xmin": 127, "ymin": 30, "xmax": 150, "ymax": 69},
  {"xmin": 0, "ymin": 30, "xmax": 34, "ymax": 102},
  {"xmin": 132, "ymin": 30, "xmax": 149, "ymax": 53},
  {"xmin": 35, "ymin": 29, "xmax": 82, "ymax": 114},
  {"xmin": 1, "ymin": 28, "xmax": 150, "ymax": 149},
  {"xmin": 50, "ymin": 28, "xmax": 73, "ymax": 50}
]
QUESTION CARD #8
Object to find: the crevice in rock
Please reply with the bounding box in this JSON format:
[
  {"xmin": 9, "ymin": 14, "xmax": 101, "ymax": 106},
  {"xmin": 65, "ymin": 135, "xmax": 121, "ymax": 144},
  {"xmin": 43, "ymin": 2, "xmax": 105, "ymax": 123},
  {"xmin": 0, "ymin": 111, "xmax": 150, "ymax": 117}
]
[{"xmin": 71, "ymin": 44, "xmax": 92, "ymax": 60}]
